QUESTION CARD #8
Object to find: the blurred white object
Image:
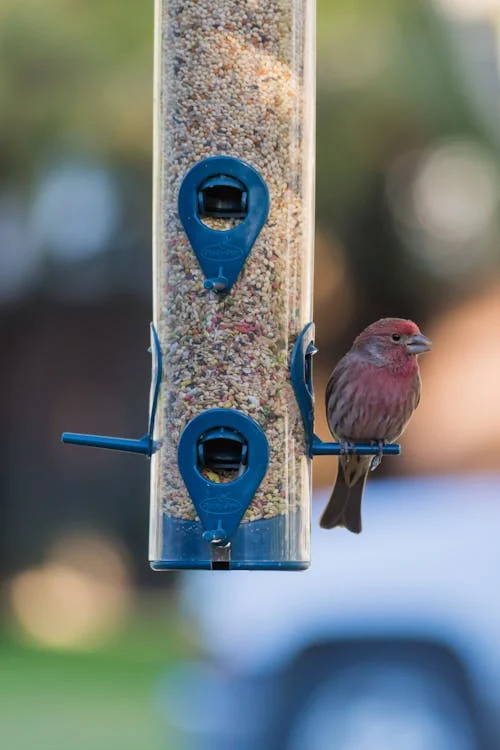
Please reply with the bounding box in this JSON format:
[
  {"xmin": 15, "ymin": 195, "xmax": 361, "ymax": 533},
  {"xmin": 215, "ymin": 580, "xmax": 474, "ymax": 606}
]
[
  {"xmin": 31, "ymin": 161, "xmax": 119, "ymax": 261},
  {"xmin": 161, "ymin": 476, "xmax": 500, "ymax": 749},
  {"xmin": 434, "ymin": 0, "xmax": 500, "ymax": 22},
  {"xmin": 386, "ymin": 139, "xmax": 500, "ymax": 278},
  {"xmin": 0, "ymin": 192, "xmax": 41, "ymax": 301}
]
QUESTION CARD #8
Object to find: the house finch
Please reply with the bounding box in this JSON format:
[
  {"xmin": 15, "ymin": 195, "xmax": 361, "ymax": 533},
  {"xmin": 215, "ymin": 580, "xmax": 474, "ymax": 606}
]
[{"xmin": 320, "ymin": 318, "xmax": 431, "ymax": 533}]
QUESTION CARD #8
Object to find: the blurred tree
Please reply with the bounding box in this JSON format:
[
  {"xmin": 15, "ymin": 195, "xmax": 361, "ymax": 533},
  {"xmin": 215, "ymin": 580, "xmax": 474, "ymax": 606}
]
[
  {"xmin": 314, "ymin": 0, "xmax": 500, "ymax": 361},
  {"xmin": 0, "ymin": 0, "xmax": 153, "ymax": 176}
]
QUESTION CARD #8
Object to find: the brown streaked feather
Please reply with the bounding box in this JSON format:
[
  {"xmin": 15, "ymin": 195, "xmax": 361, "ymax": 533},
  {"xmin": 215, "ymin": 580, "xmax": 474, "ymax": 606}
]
[{"xmin": 319, "ymin": 455, "xmax": 371, "ymax": 533}]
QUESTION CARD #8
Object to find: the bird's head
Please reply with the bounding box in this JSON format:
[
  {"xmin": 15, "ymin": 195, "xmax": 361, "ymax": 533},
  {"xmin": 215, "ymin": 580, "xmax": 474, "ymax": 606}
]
[{"xmin": 353, "ymin": 318, "xmax": 432, "ymax": 367}]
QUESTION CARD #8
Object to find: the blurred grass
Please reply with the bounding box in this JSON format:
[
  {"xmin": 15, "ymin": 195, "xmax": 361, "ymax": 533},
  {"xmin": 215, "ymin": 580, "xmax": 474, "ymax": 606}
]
[{"xmin": 0, "ymin": 602, "xmax": 191, "ymax": 750}]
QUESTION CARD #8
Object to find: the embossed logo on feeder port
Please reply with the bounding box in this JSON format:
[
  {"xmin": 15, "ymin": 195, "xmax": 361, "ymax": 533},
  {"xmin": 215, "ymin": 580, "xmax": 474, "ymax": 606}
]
[
  {"xmin": 200, "ymin": 244, "xmax": 244, "ymax": 262},
  {"xmin": 201, "ymin": 497, "xmax": 243, "ymax": 514}
]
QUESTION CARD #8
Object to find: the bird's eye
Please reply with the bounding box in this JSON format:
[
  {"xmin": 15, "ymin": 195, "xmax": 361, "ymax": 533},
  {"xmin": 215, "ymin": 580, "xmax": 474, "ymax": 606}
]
[{"xmin": 391, "ymin": 333, "xmax": 401, "ymax": 342}]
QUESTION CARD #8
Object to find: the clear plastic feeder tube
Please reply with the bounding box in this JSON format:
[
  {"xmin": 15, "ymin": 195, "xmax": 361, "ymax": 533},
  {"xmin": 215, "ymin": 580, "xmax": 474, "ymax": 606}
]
[{"xmin": 150, "ymin": 0, "xmax": 316, "ymax": 569}]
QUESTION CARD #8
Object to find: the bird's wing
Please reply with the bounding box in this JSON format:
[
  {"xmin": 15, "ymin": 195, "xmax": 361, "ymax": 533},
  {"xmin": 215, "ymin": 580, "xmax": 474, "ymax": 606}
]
[
  {"xmin": 324, "ymin": 362, "xmax": 344, "ymax": 435},
  {"xmin": 324, "ymin": 355, "xmax": 354, "ymax": 439}
]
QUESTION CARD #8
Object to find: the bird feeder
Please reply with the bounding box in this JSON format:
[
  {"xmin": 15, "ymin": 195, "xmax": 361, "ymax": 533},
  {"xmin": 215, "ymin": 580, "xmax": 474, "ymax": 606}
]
[{"xmin": 62, "ymin": 0, "xmax": 399, "ymax": 570}]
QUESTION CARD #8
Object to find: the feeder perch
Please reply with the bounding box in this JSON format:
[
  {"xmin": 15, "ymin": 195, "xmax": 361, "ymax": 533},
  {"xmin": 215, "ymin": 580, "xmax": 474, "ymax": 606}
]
[{"xmin": 62, "ymin": 323, "xmax": 162, "ymax": 457}]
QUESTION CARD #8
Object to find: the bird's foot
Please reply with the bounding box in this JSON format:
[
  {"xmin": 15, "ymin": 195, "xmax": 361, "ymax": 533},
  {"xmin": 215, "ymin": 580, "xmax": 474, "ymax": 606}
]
[
  {"xmin": 339, "ymin": 439, "xmax": 355, "ymax": 463},
  {"xmin": 370, "ymin": 440, "xmax": 387, "ymax": 472}
]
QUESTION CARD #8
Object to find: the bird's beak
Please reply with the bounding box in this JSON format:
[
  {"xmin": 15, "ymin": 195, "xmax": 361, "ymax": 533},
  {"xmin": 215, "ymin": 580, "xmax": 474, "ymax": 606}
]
[{"xmin": 406, "ymin": 333, "xmax": 432, "ymax": 355}]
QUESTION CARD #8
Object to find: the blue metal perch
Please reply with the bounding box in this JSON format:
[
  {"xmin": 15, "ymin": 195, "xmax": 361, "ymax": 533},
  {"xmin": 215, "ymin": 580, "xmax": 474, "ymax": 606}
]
[
  {"xmin": 311, "ymin": 438, "xmax": 400, "ymax": 456},
  {"xmin": 61, "ymin": 432, "xmax": 152, "ymax": 455},
  {"xmin": 61, "ymin": 323, "xmax": 162, "ymax": 458}
]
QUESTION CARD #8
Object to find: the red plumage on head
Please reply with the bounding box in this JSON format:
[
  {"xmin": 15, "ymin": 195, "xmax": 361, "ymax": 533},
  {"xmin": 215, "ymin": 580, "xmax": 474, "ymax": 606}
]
[{"xmin": 354, "ymin": 317, "xmax": 420, "ymax": 345}]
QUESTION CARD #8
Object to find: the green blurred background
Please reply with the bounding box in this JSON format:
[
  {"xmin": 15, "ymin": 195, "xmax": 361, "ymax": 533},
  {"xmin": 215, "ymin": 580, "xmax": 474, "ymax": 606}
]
[{"xmin": 2, "ymin": 0, "xmax": 500, "ymax": 747}]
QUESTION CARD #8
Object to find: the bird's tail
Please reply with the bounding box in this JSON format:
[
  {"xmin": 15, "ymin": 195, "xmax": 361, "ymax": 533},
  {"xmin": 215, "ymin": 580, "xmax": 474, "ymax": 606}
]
[{"xmin": 319, "ymin": 456, "xmax": 370, "ymax": 534}]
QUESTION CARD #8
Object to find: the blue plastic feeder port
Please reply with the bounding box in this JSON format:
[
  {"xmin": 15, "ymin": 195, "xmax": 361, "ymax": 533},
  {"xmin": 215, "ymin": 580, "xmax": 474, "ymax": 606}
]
[
  {"xmin": 178, "ymin": 156, "xmax": 269, "ymax": 294},
  {"xmin": 149, "ymin": 408, "xmax": 307, "ymax": 570},
  {"xmin": 159, "ymin": 408, "xmax": 286, "ymax": 570}
]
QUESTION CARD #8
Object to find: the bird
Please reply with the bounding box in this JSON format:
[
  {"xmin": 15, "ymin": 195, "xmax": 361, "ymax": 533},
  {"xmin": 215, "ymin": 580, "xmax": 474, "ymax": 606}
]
[{"xmin": 320, "ymin": 318, "xmax": 431, "ymax": 533}]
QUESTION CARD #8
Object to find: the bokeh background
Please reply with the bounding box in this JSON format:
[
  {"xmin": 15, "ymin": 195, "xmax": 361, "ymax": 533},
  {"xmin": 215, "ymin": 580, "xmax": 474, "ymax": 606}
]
[{"xmin": 1, "ymin": 0, "xmax": 500, "ymax": 748}]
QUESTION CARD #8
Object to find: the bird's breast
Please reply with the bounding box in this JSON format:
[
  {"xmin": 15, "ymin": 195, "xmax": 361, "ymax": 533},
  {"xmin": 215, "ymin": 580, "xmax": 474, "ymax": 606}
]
[{"xmin": 328, "ymin": 364, "xmax": 420, "ymax": 442}]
